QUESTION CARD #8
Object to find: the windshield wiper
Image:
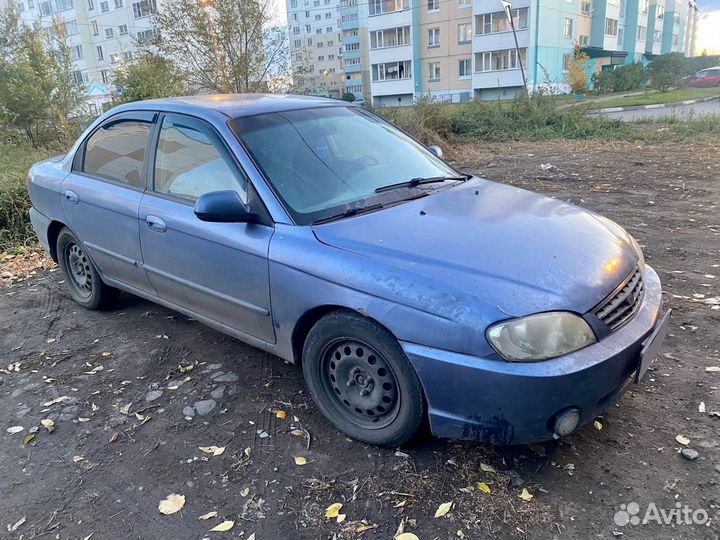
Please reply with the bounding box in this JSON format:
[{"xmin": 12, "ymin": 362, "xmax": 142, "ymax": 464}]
[
  {"xmin": 312, "ymin": 203, "xmax": 384, "ymax": 225},
  {"xmin": 374, "ymin": 175, "xmax": 468, "ymax": 193}
]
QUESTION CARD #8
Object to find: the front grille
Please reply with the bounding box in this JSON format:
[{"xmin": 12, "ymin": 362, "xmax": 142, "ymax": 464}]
[{"xmin": 593, "ymin": 267, "xmax": 644, "ymax": 330}]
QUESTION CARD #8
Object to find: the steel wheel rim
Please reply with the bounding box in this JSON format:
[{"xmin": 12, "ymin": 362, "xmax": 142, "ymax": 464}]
[
  {"xmin": 319, "ymin": 338, "xmax": 400, "ymax": 430},
  {"xmin": 65, "ymin": 242, "xmax": 93, "ymax": 298}
]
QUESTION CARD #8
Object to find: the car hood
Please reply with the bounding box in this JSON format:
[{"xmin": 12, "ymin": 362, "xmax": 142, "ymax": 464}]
[{"xmin": 312, "ymin": 178, "xmax": 639, "ymax": 318}]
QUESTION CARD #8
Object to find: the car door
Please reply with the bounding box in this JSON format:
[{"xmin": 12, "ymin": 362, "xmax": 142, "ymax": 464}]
[
  {"xmin": 138, "ymin": 112, "xmax": 275, "ymax": 343},
  {"xmin": 62, "ymin": 111, "xmax": 157, "ymax": 294}
]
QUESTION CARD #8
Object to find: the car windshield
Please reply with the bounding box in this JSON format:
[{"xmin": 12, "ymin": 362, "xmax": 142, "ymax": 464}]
[{"xmin": 230, "ymin": 106, "xmax": 459, "ymax": 225}]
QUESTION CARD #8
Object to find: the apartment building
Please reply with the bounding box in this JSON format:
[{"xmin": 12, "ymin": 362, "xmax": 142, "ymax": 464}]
[
  {"xmin": 291, "ymin": 0, "xmax": 700, "ymax": 106},
  {"xmin": 287, "ymin": 0, "xmax": 345, "ymax": 98},
  {"xmin": 6, "ymin": 0, "xmax": 160, "ymax": 111}
]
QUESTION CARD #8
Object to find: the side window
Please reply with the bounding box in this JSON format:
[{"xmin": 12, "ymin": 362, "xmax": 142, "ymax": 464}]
[
  {"xmin": 154, "ymin": 114, "xmax": 248, "ymax": 202},
  {"xmin": 82, "ymin": 119, "xmax": 151, "ymax": 187}
]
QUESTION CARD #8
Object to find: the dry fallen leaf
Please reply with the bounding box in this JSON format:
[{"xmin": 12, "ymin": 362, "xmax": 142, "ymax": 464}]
[
  {"xmin": 158, "ymin": 493, "xmax": 185, "ymax": 515},
  {"xmin": 9, "ymin": 516, "xmax": 26, "ymax": 532},
  {"xmin": 706, "ymin": 366, "xmax": 720, "ymax": 373},
  {"xmin": 434, "ymin": 501, "xmax": 453, "ymax": 518},
  {"xmin": 109, "ymin": 432, "xmax": 120, "ymax": 443},
  {"xmin": 240, "ymin": 487, "xmax": 250, "ymax": 497},
  {"xmin": 102, "ymin": 352, "xmax": 111, "ymax": 357},
  {"xmin": 23, "ymin": 433, "xmax": 35, "ymax": 445},
  {"xmin": 42, "ymin": 396, "xmax": 71, "ymax": 407},
  {"xmin": 294, "ymin": 456, "xmax": 307, "ymax": 465},
  {"xmin": 675, "ymin": 434, "xmax": 690, "ymax": 446},
  {"xmin": 198, "ymin": 511, "xmax": 218, "ymax": 520},
  {"xmin": 325, "ymin": 503, "xmax": 343, "ymax": 519},
  {"xmin": 395, "ymin": 534, "xmax": 420, "ymax": 540},
  {"xmin": 41, "ymin": 419, "xmax": 55, "ymax": 432},
  {"xmin": 336, "ymin": 514, "xmax": 346, "ymax": 523},
  {"xmin": 477, "ymin": 482, "xmax": 491, "ymax": 494},
  {"xmin": 519, "ymin": 488, "xmax": 534, "ymax": 502},
  {"xmin": 72, "ymin": 455, "xmax": 85, "ymax": 463},
  {"xmin": 247, "ymin": 533, "xmax": 255, "ymax": 540},
  {"xmin": 593, "ymin": 420, "xmax": 603, "ymax": 430},
  {"xmin": 480, "ymin": 463, "xmax": 496, "ymax": 474},
  {"xmin": 290, "ymin": 429, "xmax": 304, "ymax": 437},
  {"xmin": 276, "ymin": 410, "xmax": 287, "ymax": 419},
  {"xmin": 6, "ymin": 426, "xmax": 24, "ymax": 434},
  {"xmin": 209, "ymin": 520, "xmax": 234, "ymax": 532},
  {"xmin": 199, "ymin": 446, "xmax": 226, "ymax": 457}
]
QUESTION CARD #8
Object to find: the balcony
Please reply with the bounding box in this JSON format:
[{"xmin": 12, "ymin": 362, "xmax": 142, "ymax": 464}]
[{"xmin": 472, "ymin": 68, "xmax": 526, "ymax": 90}]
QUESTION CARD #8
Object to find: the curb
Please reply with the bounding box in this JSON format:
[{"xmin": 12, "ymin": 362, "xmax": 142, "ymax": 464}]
[{"xmin": 589, "ymin": 95, "xmax": 719, "ymax": 114}]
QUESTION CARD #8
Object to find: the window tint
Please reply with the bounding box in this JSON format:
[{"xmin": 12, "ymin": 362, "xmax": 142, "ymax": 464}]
[
  {"xmin": 154, "ymin": 114, "xmax": 247, "ymax": 202},
  {"xmin": 82, "ymin": 119, "xmax": 151, "ymax": 187}
]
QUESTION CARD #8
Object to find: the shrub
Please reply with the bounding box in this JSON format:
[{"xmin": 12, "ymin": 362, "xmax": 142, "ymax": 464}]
[
  {"xmin": 591, "ymin": 63, "xmax": 647, "ymax": 94},
  {"xmin": 374, "ymin": 96, "xmax": 454, "ymax": 146},
  {"xmin": 566, "ymin": 45, "xmax": 590, "ymax": 94},
  {"xmin": 647, "ymin": 52, "xmax": 693, "ymax": 92}
]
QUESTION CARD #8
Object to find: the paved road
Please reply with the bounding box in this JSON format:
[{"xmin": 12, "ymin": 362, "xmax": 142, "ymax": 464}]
[{"xmin": 596, "ymin": 98, "xmax": 720, "ymax": 121}]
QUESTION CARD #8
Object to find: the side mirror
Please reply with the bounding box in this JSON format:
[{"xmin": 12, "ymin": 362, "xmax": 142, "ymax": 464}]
[
  {"xmin": 194, "ymin": 190, "xmax": 254, "ymax": 223},
  {"xmin": 428, "ymin": 145, "xmax": 444, "ymax": 159}
]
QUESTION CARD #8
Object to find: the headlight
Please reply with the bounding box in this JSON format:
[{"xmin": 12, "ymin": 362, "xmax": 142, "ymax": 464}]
[
  {"xmin": 628, "ymin": 234, "xmax": 645, "ymax": 271},
  {"xmin": 486, "ymin": 312, "xmax": 597, "ymax": 362}
]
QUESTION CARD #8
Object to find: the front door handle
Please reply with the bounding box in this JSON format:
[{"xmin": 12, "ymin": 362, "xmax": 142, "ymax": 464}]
[
  {"xmin": 145, "ymin": 215, "xmax": 167, "ymax": 233},
  {"xmin": 64, "ymin": 190, "xmax": 79, "ymax": 204}
]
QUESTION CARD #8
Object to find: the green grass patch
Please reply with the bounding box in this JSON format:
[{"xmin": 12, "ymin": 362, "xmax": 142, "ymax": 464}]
[
  {"xmin": 583, "ymin": 87, "xmax": 719, "ymax": 110},
  {"xmin": 0, "ymin": 141, "xmax": 56, "ymax": 251}
]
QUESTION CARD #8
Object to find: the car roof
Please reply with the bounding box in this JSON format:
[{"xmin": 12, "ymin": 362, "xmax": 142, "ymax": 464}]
[
  {"xmin": 699, "ymin": 66, "xmax": 720, "ymax": 71},
  {"xmin": 114, "ymin": 93, "xmax": 352, "ymax": 118}
]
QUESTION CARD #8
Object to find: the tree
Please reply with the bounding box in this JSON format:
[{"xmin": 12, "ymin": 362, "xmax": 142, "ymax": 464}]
[
  {"xmin": 113, "ymin": 53, "xmax": 185, "ymax": 102},
  {"xmin": 647, "ymin": 52, "xmax": 691, "ymax": 92},
  {"xmin": 0, "ymin": 5, "xmax": 84, "ymax": 146},
  {"xmin": 565, "ymin": 45, "xmax": 590, "ymax": 95},
  {"xmin": 150, "ymin": 0, "xmax": 288, "ymax": 93}
]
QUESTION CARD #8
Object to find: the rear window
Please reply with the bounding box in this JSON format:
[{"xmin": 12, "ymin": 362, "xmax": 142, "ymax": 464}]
[{"xmin": 82, "ymin": 119, "xmax": 151, "ymax": 187}]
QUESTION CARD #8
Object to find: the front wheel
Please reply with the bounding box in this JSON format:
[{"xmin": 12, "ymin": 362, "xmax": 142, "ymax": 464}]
[
  {"xmin": 302, "ymin": 311, "xmax": 426, "ymax": 447},
  {"xmin": 56, "ymin": 228, "xmax": 120, "ymax": 310}
]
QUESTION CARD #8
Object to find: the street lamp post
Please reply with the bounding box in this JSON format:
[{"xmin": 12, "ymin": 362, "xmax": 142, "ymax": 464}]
[{"xmin": 501, "ymin": 0, "xmax": 528, "ymax": 93}]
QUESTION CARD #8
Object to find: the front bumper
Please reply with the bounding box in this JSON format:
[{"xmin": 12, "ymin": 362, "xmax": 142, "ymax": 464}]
[{"xmin": 402, "ymin": 264, "xmax": 664, "ymax": 445}]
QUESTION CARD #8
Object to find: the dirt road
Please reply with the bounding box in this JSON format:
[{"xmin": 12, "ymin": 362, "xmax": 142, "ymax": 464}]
[{"xmin": 2, "ymin": 139, "xmax": 719, "ymax": 540}]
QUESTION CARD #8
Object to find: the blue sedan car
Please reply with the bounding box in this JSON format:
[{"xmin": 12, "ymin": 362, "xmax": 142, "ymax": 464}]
[{"xmin": 28, "ymin": 94, "xmax": 670, "ymax": 447}]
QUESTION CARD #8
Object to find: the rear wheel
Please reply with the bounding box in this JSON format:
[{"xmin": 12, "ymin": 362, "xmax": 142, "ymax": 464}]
[
  {"xmin": 302, "ymin": 311, "xmax": 425, "ymax": 447},
  {"xmin": 56, "ymin": 228, "xmax": 120, "ymax": 310}
]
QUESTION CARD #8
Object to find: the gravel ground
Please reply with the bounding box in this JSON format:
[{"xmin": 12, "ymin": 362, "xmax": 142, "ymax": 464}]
[{"xmin": 1, "ymin": 138, "xmax": 719, "ymax": 540}]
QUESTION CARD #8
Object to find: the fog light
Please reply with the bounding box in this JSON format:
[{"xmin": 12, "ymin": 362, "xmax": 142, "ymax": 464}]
[{"xmin": 553, "ymin": 408, "xmax": 581, "ymax": 438}]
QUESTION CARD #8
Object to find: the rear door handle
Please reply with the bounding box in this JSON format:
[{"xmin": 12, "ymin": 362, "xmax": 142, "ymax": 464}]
[
  {"xmin": 145, "ymin": 215, "xmax": 167, "ymax": 233},
  {"xmin": 64, "ymin": 190, "xmax": 79, "ymax": 204}
]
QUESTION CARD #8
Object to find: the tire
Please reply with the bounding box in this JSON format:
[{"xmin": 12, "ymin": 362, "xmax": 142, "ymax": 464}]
[
  {"xmin": 56, "ymin": 228, "xmax": 120, "ymax": 310},
  {"xmin": 302, "ymin": 310, "xmax": 426, "ymax": 447}
]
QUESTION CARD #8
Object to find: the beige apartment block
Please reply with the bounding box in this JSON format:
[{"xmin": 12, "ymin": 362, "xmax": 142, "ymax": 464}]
[{"xmin": 419, "ymin": 0, "xmax": 473, "ymax": 102}]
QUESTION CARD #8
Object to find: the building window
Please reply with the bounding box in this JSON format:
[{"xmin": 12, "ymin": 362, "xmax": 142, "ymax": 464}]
[
  {"xmin": 315, "ymin": 14, "xmax": 321, "ymax": 20},
  {"xmin": 136, "ymin": 28, "xmax": 159, "ymax": 43},
  {"xmin": 65, "ymin": 19, "xmax": 79, "ymax": 35},
  {"xmin": 105, "ymin": 27, "xmax": 114, "ymax": 38},
  {"xmin": 428, "ymin": 62, "xmax": 440, "ymax": 81},
  {"xmin": 88, "ymin": 0, "xmax": 94, "ymax": 8},
  {"xmin": 458, "ymin": 22, "xmax": 471, "ymax": 44},
  {"xmin": 428, "ymin": 27, "xmax": 440, "ymax": 47},
  {"xmin": 305, "ymin": 24, "xmax": 311, "ymax": 32},
  {"xmin": 605, "ymin": 17, "xmax": 618, "ymax": 36},
  {"xmin": 581, "ymin": 1, "xmax": 591, "ymax": 15},
  {"xmin": 111, "ymin": 52, "xmax": 122, "ymax": 63},
  {"xmin": 290, "ymin": 0, "xmax": 297, "ymax": 6},
  {"xmin": 318, "ymin": 55, "xmax": 324, "ymax": 61},
  {"xmin": 458, "ymin": 0, "xmax": 471, "ymax": 8},
  {"xmin": 316, "ymin": 28, "xmax": 322, "ymax": 34},
  {"xmin": 326, "ymin": 26, "xmax": 333, "ymax": 32},
  {"xmin": 656, "ymin": 5, "xmax": 664, "ymax": 19},
  {"xmin": 371, "ymin": 60, "xmax": 412, "ymax": 81},
  {"xmin": 71, "ymin": 44, "xmax": 83, "ymax": 60},
  {"xmin": 344, "ymin": 42, "xmax": 360, "ymax": 51},
  {"xmin": 475, "ymin": 8, "xmax": 528, "ymax": 35},
  {"xmin": 71, "ymin": 69, "xmax": 88, "ymax": 84},
  {"xmin": 369, "ymin": 0, "xmax": 409, "ymax": 16},
  {"xmin": 654, "ymin": 30, "xmax": 662, "ymax": 42},
  {"xmin": 370, "ymin": 26, "xmax": 410, "ymax": 49},
  {"xmin": 325, "ymin": 11, "xmax": 332, "ymax": 18},
  {"xmin": 96, "ymin": 45, "xmax": 104, "ymax": 61},
  {"xmin": 427, "ymin": 0, "xmax": 438, "ymax": 11},
  {"xmin": 18, "ymin": 2, "xmax": 25, "ymax": 12},
  {"xmin": 579, "ymin": 34, "xmax": 589, "ymax": 46},
  {"xmin": 562, "ymin": 53, "xmax": 572, "ymax": 71},
  {"xmin": 132, "ymin": 0, "xmax": 156, "ymax": 18},
  {"xmin": 101, "ymin": 70, "xmax": 110, "ymax": 84},
  {"xmin": 637, "ymin": 25, "xmax": 646, "ymax": 41},
  {"xmin": 292, "ymin": 26, "xmax": 300, "ymax": 34},
  {"xmin": 639, "ymin": 0, "xmax": 648, "ymax": 13},
  {"xmin": 293, "ymin": 39, "xmax": 301, "ymax": 47},
  {"xmin": 474, "ymin": 48, "xmax": 526, "ymax": 72},
  {"xmin": 618, "ymin": 27, "xmax": 623, "ymax": 46},
  {"xmin": 118, "ymin": 24, "xmax": 128, "ymax": 35},
  {"xmin": 114, "ymin": 0, "xmax": 122, "ymax": 7},
  {"xmin": 563, "ymin": 17, "xmax": 573, "ymax": 38},
  {"xmin": 54, "ymin": 0, "xmax": 73, "ymax": 11},
  {"xmin": 28, "ymin": 0, "xmax": 35, "ymax": 9},
  {"xmin": 91, "ymin": 20, "xmax": 98, "ymax": 35},
  {"xmin": 458, "ymin": 58, "xmax": 471, "ymax": 78},
  {"xmin": 100, "ymin": 0, "xmax": 108, "ymax": 11},
  {"xmin": 672, "ymin": 33, "xmax": 678, "ymax": 46}
]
